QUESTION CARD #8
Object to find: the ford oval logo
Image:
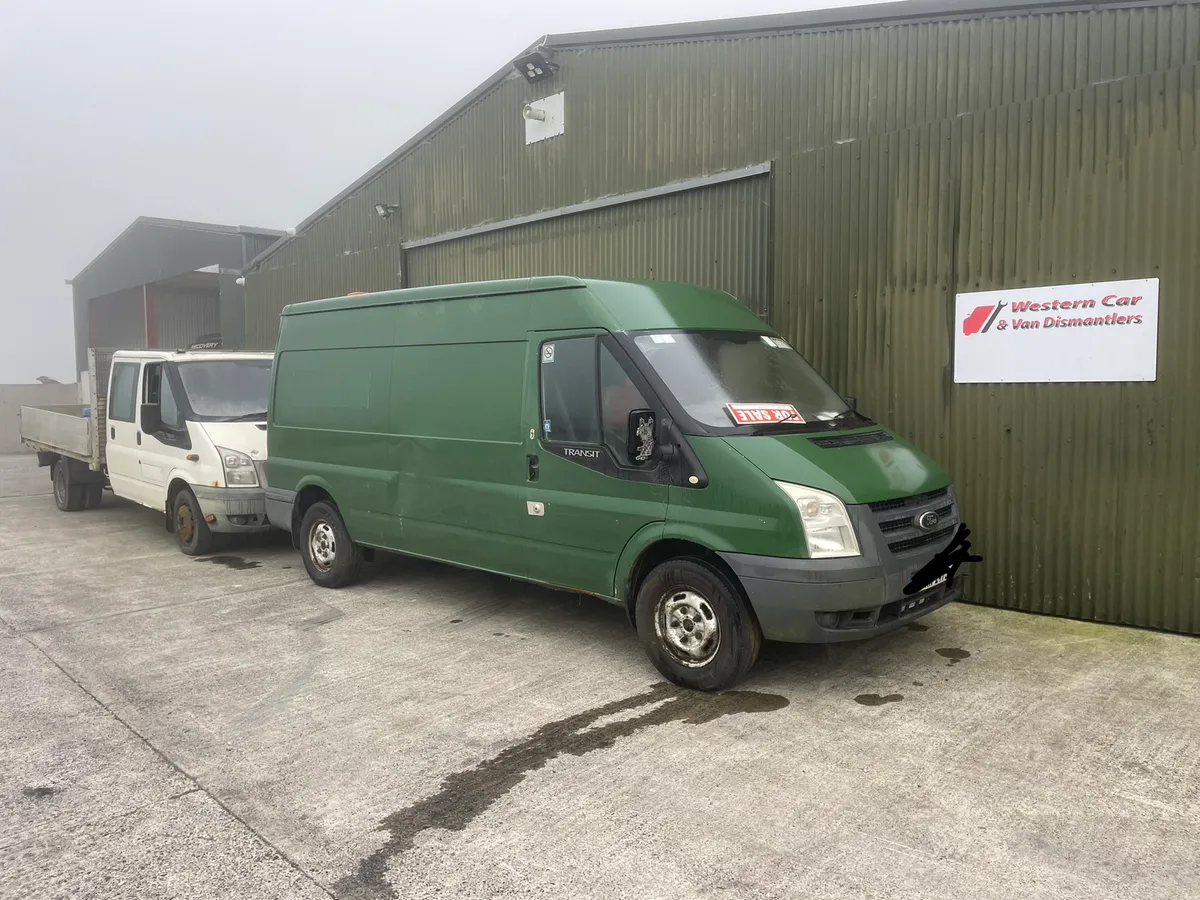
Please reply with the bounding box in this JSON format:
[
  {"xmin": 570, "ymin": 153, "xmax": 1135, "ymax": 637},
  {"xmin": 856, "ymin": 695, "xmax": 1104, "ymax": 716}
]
[{"xmin": 917, "ymin": 511, "xmax": 940, "ymax": 532}]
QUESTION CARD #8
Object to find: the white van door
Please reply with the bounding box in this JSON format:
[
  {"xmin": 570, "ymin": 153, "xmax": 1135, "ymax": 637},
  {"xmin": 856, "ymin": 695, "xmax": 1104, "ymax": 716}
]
[
  {"xmin": 105, "ymin": 360, "xmax": 144, "ymax": 502},
  {"xmin": 137, "ymin": 362, "xmax": 190, "ymax": 510}
]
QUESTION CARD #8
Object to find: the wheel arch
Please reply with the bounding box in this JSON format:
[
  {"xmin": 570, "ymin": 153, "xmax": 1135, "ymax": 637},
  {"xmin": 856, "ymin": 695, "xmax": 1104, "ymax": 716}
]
[
  {"xmin": 291, "ymin": 478, "xmax": 338, "ymax": 546},
  {"xmin": 619, "ymin": 528, "xmax": 751, "ymax": 630}
]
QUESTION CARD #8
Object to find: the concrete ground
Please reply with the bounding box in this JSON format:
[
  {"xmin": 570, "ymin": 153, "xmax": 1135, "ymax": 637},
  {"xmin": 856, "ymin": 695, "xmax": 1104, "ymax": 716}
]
[{"xmin": 1, "ymin": 453, "xmax": 1197, "ymax": 900}]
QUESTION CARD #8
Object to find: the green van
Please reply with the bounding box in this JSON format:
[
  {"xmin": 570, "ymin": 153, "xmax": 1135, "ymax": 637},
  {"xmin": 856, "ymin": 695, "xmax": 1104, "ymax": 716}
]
[{"xmin": 266, "ymin": 277, "xmax": 973, "ymax": 690}]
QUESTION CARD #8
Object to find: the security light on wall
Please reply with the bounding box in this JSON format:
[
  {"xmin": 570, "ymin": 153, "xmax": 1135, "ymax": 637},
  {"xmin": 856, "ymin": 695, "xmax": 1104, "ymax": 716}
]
[
  {"xmin": 513, "ymin": 50, "xmax": 558, "ymax": 84},
  {"xmin": 374, "ymin": 203, "xmax": 399, "ymax": 219}
]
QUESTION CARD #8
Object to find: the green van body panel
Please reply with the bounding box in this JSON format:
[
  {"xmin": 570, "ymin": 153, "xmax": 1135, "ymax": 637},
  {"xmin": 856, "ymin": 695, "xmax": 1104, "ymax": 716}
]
[
  {"xmin": 268, "ymin": 277, "xmax": 966, "ymax": 643},
  {"xmin": 723, "ymin": 432, "xmax": 950, "ymax": 505}
]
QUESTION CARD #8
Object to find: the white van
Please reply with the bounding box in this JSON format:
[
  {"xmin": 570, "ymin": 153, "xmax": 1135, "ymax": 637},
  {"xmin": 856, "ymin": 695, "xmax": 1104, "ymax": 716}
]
[{"xmin": 21, "ymin": 348, "xmax": 274, "ymax": 555}]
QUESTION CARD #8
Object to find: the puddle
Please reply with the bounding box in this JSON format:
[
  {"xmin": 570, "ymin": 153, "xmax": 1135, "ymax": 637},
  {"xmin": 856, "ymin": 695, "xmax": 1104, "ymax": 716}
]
[
  {"xmin": 936, "ymin": 648, "xmax": 971, "ymax": 666},
  {"xmin": 912, "ymin": 680, "xmax": 924, "ymax": 687},
  {"xmin": 22, "ymin": 786, "xmax": 58, "ymax": 799},
  {"xmin": 200, "ymin": 556, "xmax": 260, "ymax": 571},
  {"xmin": 854, "ymin": 693, "xmax": 904, "ymax": 707},
  {"xmin": 335, "ymin": 683, "xmax": 789, "ymax": 898},
  {"xmin": 448, "ymin": 619, "xmax": 463, "ymax": 624}
]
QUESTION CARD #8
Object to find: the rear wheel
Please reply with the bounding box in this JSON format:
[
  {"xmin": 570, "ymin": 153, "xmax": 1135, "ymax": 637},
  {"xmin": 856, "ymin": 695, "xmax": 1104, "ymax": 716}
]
[
  {"xmin": 300, "ymin": 501, "xmax": 363, "ymax": 588},
  {"xmin": 173, "ymin": 489, "xmax": 214, "ymax": 556},
  {"xmin": 636, "ymin": 558, "xmax": 761, "ymax": 692},
  {"xmin": 52, "ymin": 460, "xmax": 86, "ymax": 512}
]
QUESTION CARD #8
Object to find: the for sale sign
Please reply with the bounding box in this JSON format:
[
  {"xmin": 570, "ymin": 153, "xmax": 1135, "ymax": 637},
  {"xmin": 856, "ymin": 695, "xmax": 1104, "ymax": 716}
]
[
  {"xmin": 954, "ymin": 278, "xmax": 1159, "ymax": 383},
  {"xmin": 725, "ymin": 403, "xmax": 803, "ymax": 425}
]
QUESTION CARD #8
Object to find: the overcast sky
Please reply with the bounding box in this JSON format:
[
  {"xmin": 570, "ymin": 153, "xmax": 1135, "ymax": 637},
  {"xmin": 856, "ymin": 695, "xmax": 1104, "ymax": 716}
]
[{"xmin": 0, "ymin": 0, "xmax": 869, "ymax": 384}]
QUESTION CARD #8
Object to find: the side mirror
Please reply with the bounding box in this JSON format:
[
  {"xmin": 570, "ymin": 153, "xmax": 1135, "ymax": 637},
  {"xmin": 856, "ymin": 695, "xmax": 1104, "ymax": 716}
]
[
  {"xmin": 627, "ymin": 408, "xmax": 657, "ymax": 464},
  {"xmin": 844, "ymin": 396, "xmax": 857, "ymax": 411},
  {"xmin": 140, "ymin": 402, "xmax": 162, "ymax": 434}
]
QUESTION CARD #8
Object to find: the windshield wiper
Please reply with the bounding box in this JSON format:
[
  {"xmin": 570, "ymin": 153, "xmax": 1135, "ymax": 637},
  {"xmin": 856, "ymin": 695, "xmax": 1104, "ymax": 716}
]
[{"xmin": 222, "ymin": 411, "xmax": 268, "ymax": 422}]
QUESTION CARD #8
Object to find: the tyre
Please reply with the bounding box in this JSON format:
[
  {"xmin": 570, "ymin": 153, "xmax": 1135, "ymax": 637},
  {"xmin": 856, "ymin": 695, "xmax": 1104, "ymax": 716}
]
[
  {"xmin": 52, "ymin": 460, "xmax": 86, "ymax": 512},
  {"xmin": 172, "ymin": 489, "xmax": 215, "ymax": 556},
  {"xmin": 635, "ymin": 558, "xmax": 762, "ymax": 692},
  {"xmin": 84, "ymin": 484, "xmax": 104, "ymax": 509},
  {"xmin": 300, "ymin": 501, "xmax": 363, "ymax": 588}
]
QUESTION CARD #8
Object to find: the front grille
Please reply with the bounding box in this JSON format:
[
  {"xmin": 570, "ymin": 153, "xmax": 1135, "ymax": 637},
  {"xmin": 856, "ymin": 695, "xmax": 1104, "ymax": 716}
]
[
  {"xmin": 878, "ymin": 502, "xmax": 954, "ymax": 534},
  {"xmin": 868, "ymin": 487, "xmax": 949, "ymax": 514},
  {"xmin": 888, "ymin": 525, "xmax": 954, "ymax": 554},
  {"xmin": 867, "ymin": 487, "xmax": 958, "ymax": 556},
  {"xmin": 808, "ymin": 430, "xmax": 893, "ymax": 449}
]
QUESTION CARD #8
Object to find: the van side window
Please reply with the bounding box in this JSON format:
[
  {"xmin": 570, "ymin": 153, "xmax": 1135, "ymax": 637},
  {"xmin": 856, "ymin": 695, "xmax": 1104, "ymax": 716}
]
[
  {"xmin": 108, "ymin": 362, "xmax": 139, "ymax": 423},
  {"xmin": 159, "ymin": 377, "xmax": 182, "ymax": 430},
  {"xmin": 600, "ymin": 344, "xmax": 649, "ymax": 461},
  {"xmin": 540, "ymin": 338, "xmax": 601, "ymax": 445}
]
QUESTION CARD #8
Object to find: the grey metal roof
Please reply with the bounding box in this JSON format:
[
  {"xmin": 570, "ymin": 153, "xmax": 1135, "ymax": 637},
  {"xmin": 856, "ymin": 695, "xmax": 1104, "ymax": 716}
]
[
  {"xmin": 245, "ymin": 0, "xmax": 1178, "ymax": 273},
  {"xmin": 72, "ymin": 216, "xmax": 285, "ymax": 284}
]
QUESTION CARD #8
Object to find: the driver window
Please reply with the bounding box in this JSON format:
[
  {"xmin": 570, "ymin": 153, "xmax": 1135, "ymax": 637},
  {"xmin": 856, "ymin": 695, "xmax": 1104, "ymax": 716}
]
[
  {"xmin": 160, "ymin": 376, "xmax": 182, "ymax": 431},
  {"xmin": 142, "ymin": 363, "xmax": 182, "ymax": 433},
  {"xmin": 600, "ymin": 344, "xmax": 648, "ymax": 462},
  {"xmin": 539, "ymin": 338, "xmax": 601, "ymax": 445}
]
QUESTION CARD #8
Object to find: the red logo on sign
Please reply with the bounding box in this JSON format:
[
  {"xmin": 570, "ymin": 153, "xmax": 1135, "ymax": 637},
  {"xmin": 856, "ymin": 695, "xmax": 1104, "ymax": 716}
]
[
  {"xmin": 963, "ymin": 305, "xmax": 994, "ymax": 336},
  {"xmin": 962, "ymin": 302, "xmax": 1006, "ymax": 336}
]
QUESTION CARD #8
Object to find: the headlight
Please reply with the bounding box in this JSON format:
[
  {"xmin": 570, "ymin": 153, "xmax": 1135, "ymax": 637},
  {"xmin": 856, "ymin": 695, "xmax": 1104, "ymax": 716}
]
[
  {"xmin": 775, "ymin": 481, "xmax": 861, "ymax": 558},
  {"xmin": 217, "ymin": 447, "xmax": 258, "ymax": 487}
]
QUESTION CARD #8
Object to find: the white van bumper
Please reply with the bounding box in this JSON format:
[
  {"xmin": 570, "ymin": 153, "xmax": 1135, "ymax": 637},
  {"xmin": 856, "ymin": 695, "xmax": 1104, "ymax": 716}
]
[{"xmin": 191, "ymin": 485, "xmax": 271, "ymax": 533}]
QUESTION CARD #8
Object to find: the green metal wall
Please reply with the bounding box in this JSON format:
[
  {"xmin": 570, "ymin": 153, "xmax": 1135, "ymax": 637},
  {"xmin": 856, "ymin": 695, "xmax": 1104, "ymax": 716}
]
[
  {"xmin": 247, "ymin": 2, "xmax": 1200, "ymax": 632},
  {"xmin": 406, "ymin": 177, "xmax": 772, "ymax": 316}
]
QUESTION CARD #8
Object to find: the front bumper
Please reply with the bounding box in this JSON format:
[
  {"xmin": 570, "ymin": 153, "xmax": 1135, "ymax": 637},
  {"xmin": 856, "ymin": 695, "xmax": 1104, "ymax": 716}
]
[
  {"xmin": 191, "ymin": 485, "xmax": 271, "ymax": 534},
  {"xmin": 721, "ymin": 489, "xmax": 968, "ymax": 642},
  {"xmin": 721, "ymin": 548, "xmax": 962, "ymax": 642}
]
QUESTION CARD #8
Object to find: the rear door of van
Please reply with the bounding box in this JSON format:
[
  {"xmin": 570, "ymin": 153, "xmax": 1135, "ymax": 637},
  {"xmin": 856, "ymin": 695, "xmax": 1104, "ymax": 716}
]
[{"xmin": 521, "ymin": 331, "xmax": 668, "ymax": 598}]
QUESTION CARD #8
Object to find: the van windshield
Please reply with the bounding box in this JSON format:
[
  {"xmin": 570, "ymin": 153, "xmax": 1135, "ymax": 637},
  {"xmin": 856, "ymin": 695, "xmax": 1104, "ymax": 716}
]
[
  {"xmin": 175, "ymin": 359, "xmax": 273, "ymax": 421},
  {"xmin": 631, "ymin": 331, "xmax": 856, "ymax": 432}
]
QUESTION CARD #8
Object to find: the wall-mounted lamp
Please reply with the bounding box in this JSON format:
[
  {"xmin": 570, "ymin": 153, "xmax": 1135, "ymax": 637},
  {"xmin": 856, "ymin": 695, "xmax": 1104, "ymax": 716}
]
[
  {"xmin": 374, "ymin": 203, "xmax": 399, "ymax": 219},
  {"xmin": 513, "ymin": 50, "xmax": 558, "ymax": 84},
  {"xmin": 522, "ymin": 103, "xmax": 547, "ymax": 122}
]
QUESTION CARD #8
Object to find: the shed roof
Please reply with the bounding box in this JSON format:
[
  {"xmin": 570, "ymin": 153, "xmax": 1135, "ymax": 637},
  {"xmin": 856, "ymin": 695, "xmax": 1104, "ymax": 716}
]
[
  {"xmin": 70, "ymin": 216, "xmax": 285, "ymax": 302},
  {"xmin": 246, "ymin": 0, "xmax": 1173, "ymax": 273}
]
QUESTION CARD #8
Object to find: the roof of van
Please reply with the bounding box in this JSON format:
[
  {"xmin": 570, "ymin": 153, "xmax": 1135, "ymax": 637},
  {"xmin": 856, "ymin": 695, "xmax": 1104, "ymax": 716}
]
[
  {"xmin": 281, "ymin": 276, "xmax": 769, "ymax": 334},
  {"xmin": 281, "ymin": 276, "xmax": 587, "ymax": 315}
]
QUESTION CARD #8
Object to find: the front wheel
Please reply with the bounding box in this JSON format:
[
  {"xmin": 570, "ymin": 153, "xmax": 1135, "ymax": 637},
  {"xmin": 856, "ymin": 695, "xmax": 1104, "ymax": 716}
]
[
  {"xmin": 636, "ymin": 558, "xmax": 761, "ymax": 692},
  {"xmin": 173, "ymin": 489, "xmax": 215, "ymax": 556},
  {"xmin": 300, "ymin": 501, "xmax": 363, "ymax": 588}
]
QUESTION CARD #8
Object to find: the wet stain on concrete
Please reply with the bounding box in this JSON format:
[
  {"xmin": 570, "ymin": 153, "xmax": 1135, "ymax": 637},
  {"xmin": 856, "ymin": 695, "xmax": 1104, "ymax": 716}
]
[
  {"xmin": 335, "ymin": 683, "xmax": 789, "ymax": 899},
  {"xmin": 448, "ymin": 619, "xmax": 463, "ymax": 624},
  {"xmin": 906, "ymin": 622, "xmax": 930, "ymax": 632},
  {"xmin": 201, "ymin": 555, "xmax": 260, "ymax": 571},
  {"xmin": 936, "ymin": 648, "xmax": 971, "ymax": 666},
  {"xmin": 912, "ymin": 681, "xmax": 925, "ymax": 687},
  {"xmin": 297, "ymin": 608, "xmax": 344, "ymax": 629},
  {"xmin": 854, "ymin": 693, "xmax": 904, "ymax": 707},
  {"xmin": 22, "ymin": 785, "xmax": 58, "ymax": 799}
]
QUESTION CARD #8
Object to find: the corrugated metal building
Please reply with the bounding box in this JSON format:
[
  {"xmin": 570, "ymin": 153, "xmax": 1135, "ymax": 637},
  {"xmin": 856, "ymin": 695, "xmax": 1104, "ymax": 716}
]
[
  {"xmin": 70, "ymin": 217, "xmax": 284, "ymax": 374},
  {"xmin": 243, "ymin": 0, "xmax": 1200, "ymax": 633}
]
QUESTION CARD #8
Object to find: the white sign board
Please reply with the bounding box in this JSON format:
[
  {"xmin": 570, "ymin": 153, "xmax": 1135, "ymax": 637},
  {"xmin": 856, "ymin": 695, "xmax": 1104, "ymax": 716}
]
[{"xmin": 954, "ymin": 278, "xmax": 1159, "ymax": 383}]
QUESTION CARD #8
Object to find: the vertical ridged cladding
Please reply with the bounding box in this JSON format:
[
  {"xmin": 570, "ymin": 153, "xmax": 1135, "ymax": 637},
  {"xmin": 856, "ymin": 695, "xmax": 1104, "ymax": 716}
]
[
  {"xmin": 154, "ymin": 286, "xmax": 221, "ymax": 350},
  {"xmin": 246, "ymin": 3, "xmax": 1200, "ymax": 632},
  {"xmin": 406, "ymin": 176, "xmax": 772, "ymax": 316}
]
